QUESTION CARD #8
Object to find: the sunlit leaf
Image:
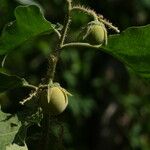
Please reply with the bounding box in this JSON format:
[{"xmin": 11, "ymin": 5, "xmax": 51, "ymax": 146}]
[
  {"xmin": 6, "ymin": 143, "xmax": 28, "ymax": 150},
  {"xmin": 0, "ymin": 110, "xmax": 21, "ymax": 150},
  {"xmin": 102, "ymin": 25, "xmax": 150, "ymax": 80}
]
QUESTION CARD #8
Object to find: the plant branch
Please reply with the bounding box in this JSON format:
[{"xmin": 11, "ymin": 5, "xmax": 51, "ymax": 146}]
[
  {"xmin": 98, "ymin": 16, "xmax": 120, "ymax": 33},
  {"xmin": 59, "ymin": 0, "xmax": 72, "ymax": 48},
  {"xmin": 45, "ymin": 0, "xmax": 72, "ymax": 84},
  {"xmin": 71, "ymin": 6, "xmax": 120, "ymax": 33},
  {"xmin": 53, "ymin": 28, "xmax": 61, "ymax": 39},
  {"xmin": 61, "ymin": 42, "xmax": 101, "ymax": 50},
  {"xmin": 45, "ymin": 54, "xmax": 58, "ymax": 84},
  {"xmin": 23, "ymin": 84, "xmax": 38, "ymax": 90},
  {"xmin": 71, "ymin": 5, "xmax": 98, "ymax": 21}
]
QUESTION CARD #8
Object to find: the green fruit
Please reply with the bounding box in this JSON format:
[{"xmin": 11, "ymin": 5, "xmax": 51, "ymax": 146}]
[
  {"xmin": 40, "ymin": 86, "xmax": 69, "ymax": 116},
  {"xmin": 83, "ymin": 22, "xmax": 107, "ymax": 45}
]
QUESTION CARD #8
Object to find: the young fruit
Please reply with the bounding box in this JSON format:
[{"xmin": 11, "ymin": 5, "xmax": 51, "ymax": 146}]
[
  {"xmin": 83, "ymin": 21, "xmax": 107, "ymax": 45},
  {"xmin": 39, "ymin": 86, "xmax": 70, "ymax": 116}
]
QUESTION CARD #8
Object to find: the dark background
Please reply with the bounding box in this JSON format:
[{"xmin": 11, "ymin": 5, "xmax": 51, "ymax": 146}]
[{"xmin": 0, "ymin": 0, "xmax": 150, "ymax": 150}]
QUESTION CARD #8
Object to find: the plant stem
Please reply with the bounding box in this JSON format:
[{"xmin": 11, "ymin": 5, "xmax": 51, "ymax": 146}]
[
  {"xmin": 23, "ymin": 84, "xmax": 38, "ymax": 90},
  {"xmin": 45, "ymin": 54, "xmax": 58, "ymax": 84},
  {"xmin": 71, "ymin": 6, "xmax": 98, "ymax": 21},
  {"xmin": 59, "ymin": 0, "xmax": 72, "ymax": 48},
  {"xmin": 45, "ymin": 0, "xmax": 72, "ymax": 84},
  {"xmin": 41, "ymin": 1, "xmax": 72, "ymax": 149},
  {"xmin": 98, "ymin": 16, "xmax": 120, "ymax": 33},
  {"xmin": 61, "ymin": 42, "xmax": 101, "ymax": 49}
]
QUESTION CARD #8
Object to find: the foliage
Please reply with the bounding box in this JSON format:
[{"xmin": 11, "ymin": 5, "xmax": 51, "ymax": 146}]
[
  {"xmin": 0, "ymin": 110, "xmax": 21, "ymax": 150},
  {"xmin": 0, "ymin": 0, "xmax": 150, "ymax": 150},
  {"xmin": 0, "ymin": 5, "xmax": 55, "ymax": 55},
  {"xmin": 102, "ymin": 25, "xmax": 150, "ymax": 80}
]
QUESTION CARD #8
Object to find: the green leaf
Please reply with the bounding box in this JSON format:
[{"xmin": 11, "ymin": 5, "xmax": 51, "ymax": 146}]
[
  {"xmin": 0, "ymin": 5, "xmax": 55, "ymax": 55},
  {"xmin": 16, "ymin": 0, "xmax": 44, "ymax": 13},
  {"xmin": 0, "ymin": 110, "xmax": 21, "ymax": 150},
  {"xmin": 0, "ymin": 71, "xmax": 26, "ymax": 93},
  {"xmin": 6, "ymin": 144, "xmax": 28, "ymax": 150},
  {"xmin": 13, "ymin": 125, "xmax": 27, "ymax": 146},
  {"xmin": 16, "ymin": 0, "xmax": 43, "ymax": 8},
  {"xmin": 102, "ymin": 25, "xmax": 150, "ymax": 80}
]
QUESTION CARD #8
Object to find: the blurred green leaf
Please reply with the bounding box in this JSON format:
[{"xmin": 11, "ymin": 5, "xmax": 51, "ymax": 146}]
[
  {"xmin": 0, "ymin": 71, "xmax": 26, "ymax": 93},
  {"xmin": 139, "ymin": 0, "xmax": 150, "ymax": 8},
  {"xmin": 68, "ymin": 95, "xmax": 95, "ymax": 118},
  {"xmin": 0, "ymin": 5, "xmax": 55, "ymax": 55},
  {"xmin": 103, "ymin": 25, "xmax": 150, "ymax": 80},
  {"xmin": 0, "ymin": 110, "xmax": 21, "ymax": 150}
]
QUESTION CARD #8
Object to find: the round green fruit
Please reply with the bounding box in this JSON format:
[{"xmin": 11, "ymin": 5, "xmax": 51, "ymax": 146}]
[
  {"xmin": 83, "ymin": 22, "xmax": 107, "ymax": 45},
  {"xmin": 40, "ymin": 86, "xmax": 68, "ymax": 116}
]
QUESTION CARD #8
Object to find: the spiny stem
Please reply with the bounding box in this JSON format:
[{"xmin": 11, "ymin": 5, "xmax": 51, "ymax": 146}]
[
  {"xmin": 59, "ymin": 0, "xmax": 72, "ymax": 47},
  {"xmin": 71, "ymin": 5, "xmax": 98, "ymax": 21},
  {"xmin": 45, "ymin": 0, "xmax": 72, "ymax": 84},
  {"xmin": 71, "ymin": 6, "xmax": 119, "ymax": 33},
  {"xmin": 98, "ymin": 16, "xmax": 120, "ymax": 33}
]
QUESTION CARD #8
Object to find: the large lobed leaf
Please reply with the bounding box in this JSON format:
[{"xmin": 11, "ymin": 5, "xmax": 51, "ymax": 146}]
[
  {"xmin": 102, "ymin": 25, "xmax": 150, "ymax": 80},
  {"xmin": 0, "ymin": 5, "xmax": 55, "ymax": 55},
  {"xmin": 6, "ymin": 144, "xmax": 28, "ymax": 150},
  {"xmin": 0, "ymin": 110, "xmax": 21, "ymax": 150}
]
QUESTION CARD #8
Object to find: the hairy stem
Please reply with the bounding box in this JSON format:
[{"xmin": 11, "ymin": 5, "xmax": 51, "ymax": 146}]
[
  {"xmin": 71, "ymin": 5, "xmax": 98, "ymax": 21},
  {"xmin": 45, "ymin": 0, "xmax": 72, "ymax": 84},
  {"xmin": 41, "ymin": 1, "xmax": 72, "ymax": 150},
  {"xmin": 59, "ymin": 0, "xmax": 72, "ymax": 48},
  {"xmin": 45, "ymin": 54, "xmax": 58, "ymax": 84},
  {"xmin": 98, "ymin": 16, "xmax": 120, "ymax": 33}
]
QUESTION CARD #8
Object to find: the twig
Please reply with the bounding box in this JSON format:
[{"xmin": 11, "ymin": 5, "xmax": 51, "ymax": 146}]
[
  {"xmin": 20, "ymin": 89, "xmax": 38, "ymax": 105},
  {"xmin": 71, "ymin": 5, "xmax": 98, "ymax": 21},
  {"xmin": 61, "ymin": 42, "xmax": 101, "ymax": 49},
  {"xmin": 59, "ymin": 0, "xmax": 72, "ymax": 48},
  {"xmin": 98, "ymin": 16, "xmax": 120, "ymax": 33},
  {"xmin": 23, "ymin": 84, "xmax": 38, "ymax": 90}
]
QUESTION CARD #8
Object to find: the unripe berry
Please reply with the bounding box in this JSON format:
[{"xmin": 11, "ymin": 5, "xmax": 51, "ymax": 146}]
[
  {"xmin": 83, "ymin": 21, "xmax": 107, "ymax": 45},
  {"xmin": 40, "ymin": 86, "xmax": 69, "ymax": 116}
]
